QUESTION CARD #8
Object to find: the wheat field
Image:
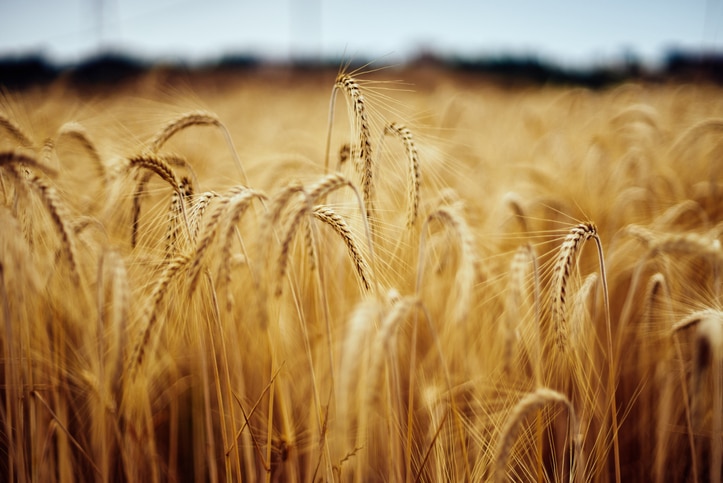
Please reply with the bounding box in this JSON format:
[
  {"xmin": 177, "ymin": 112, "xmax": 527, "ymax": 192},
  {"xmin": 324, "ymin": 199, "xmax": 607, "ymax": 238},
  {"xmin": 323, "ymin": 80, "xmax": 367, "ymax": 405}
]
[{"xmin": 0, "ymin": 64, "xmax": 722, "ymax": 482}]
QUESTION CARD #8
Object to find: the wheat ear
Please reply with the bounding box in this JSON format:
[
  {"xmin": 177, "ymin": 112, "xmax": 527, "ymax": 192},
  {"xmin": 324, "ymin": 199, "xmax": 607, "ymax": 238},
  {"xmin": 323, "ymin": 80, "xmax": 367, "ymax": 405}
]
[
  {"xmin": 551, "ymin": 222, "xmax": 620, "ymax": 481},
  {"xmin": 502, "ymin": 191, "xmax": 528, "ymax": 233},
  {"xmin": 128, "ymin": 153, "xmax": 191, "ymax": 247},
  {"xmin": 130, "ymin": 170, "xmax": 153, "ymax": 249},
  {"xmin": 0, "ymin": 151, "xmax": 58, "ymax": 181},
  {"xmin": 128, "ymin": 253, "xmax": 190, "ymax": 377},
  {"xmin": 626, "ymin": 225, "xmax": 722, "ymax": 259},
  {"xmin": 493, "ymin": 387, "xmax": 580, "ymax": 483},
  {"xmin": 691, "ymin": 315, "xmax": 723, "ymax": 483},
  {"xmin": 188, "ymin": 191, "xmax": 219, "ymax": 244},
  {"xmin": 0, "ymin": 112, "xmax": 33, "ymax": 148},
  {"xmin": 551, "ymin": 223, "xmax": 597, "ymax": 352},
  {"xmin": 147, "ymin": 110, "xmax": 247, "ymax": 184},
  {"xmin": 384, "ymin": 122, "xmax": 420, "ymax": 228},
  {"xmin": 57, "ymin": 121, "xmax": 105, "ymax": 184},
  {"xmin": 217, "ymin": 188, "xmax": 267, "ymax": 290},
  {"xmin": 164, "ymin": 176, "xmax": 194, "ymax": 255},
  {"xmin": 274, "ymin": 194, "xmax": 311, "ymax": 297},
  {"xmin": 312, "ymin": 205, "xmax": 372, "ymax": 292},
  {"xmin": 8, "ymin": 164, "xmax": 80, "ymax": 284},
  {"xmin": 419, "ymin": 203, "xmax": 476, "ymax": 325},
  {"xmin": 335, "ymin": 74, "xmax": 374, "ymax": 220},
  {"xmin": 186, "ymin": 186, "xmax": 247, "ymax": 292},
  {"xmin": 668, "ymin": 117, "xmax": 723, "ymax": 160}
]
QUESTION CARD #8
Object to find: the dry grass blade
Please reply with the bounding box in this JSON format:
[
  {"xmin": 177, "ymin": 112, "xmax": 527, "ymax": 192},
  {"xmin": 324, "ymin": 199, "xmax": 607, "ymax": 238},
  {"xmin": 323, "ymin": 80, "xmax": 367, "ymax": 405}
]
[
  {"xmin": 312, "ymin": 204, "xmax": 372, "ymax": 292},
  {"xmin": 384, "ymin": 122, "xmax": 420, "ymax": 228}
]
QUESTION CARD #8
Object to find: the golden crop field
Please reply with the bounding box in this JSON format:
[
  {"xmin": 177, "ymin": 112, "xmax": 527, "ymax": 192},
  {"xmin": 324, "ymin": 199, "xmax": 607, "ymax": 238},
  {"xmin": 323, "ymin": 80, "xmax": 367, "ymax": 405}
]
[{"xmin": 1, "ymin": 64, "xmax": 722, "ymax": 482}]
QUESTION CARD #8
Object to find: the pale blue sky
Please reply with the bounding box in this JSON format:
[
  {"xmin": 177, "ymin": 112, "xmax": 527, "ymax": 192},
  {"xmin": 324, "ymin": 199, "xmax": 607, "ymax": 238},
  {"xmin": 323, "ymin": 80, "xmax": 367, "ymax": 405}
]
[{"xmin": 0, "ymin": 0, "xmax": 721, "ymax": 66}]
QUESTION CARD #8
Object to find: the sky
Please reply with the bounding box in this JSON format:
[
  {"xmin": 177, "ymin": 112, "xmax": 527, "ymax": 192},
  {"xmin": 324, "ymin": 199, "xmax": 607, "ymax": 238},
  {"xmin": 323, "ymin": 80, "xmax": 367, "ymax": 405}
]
[{"xmin": 0, "ymin": 0, "xmax": 721, "ymax": 68}]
